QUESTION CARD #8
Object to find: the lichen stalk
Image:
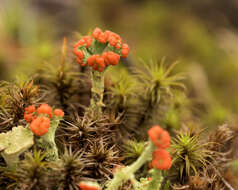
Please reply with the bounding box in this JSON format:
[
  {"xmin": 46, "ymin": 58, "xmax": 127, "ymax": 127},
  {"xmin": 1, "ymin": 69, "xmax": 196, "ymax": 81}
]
[
  {"xmin": 89, "ymin": 69, "xmax": 105, "ymax": 117},
  {"xmin": 36, "ymin": 118, "xmax": 61, "ymax": 161},
  {"xmin": 106, "ymin": 141, "xmax": 154, "ymax": 190},
  {"xmin": 147, "ymin": 169, "xmax": 163, "ymax": 190}
]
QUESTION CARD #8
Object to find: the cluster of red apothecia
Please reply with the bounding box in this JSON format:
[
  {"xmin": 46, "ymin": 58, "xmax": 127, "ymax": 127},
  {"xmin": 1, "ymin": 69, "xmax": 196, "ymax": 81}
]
[
  {"xmin": 24, "ymin": 104, "xmax": 64, "ymax": 136},
  {"xmin": 73, "ymin": 27, "xmax": 130, "ymax": 72},
  {"xmin": 78, "ymin": 182, "xmax": 100, "ymax": 190},
  {"xmin": 148, "ymin": 125, "xmax": 172, "ymax": 170}
]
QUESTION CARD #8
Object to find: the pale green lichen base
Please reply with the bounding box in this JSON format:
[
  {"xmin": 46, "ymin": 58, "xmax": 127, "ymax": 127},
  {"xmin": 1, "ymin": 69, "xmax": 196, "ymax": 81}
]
[
  {"xmin": 0, "ymin": 126, "xmax": 34, "ymax": 168},
  {"xmin": 106, "ymin": 141, "xmax": 155, "ymax": 190},
  {"xmin": 129, "ymin": 169, "xmax": 163, "ymax": 190},
  {"xmin": 147, "ymin": 169, "xmax": 163, "ymax": 190},
  {"xmin": 89, "ymin": 70, "xmax": 105, "ymax": 117},
  {"xmin": 36, "ymin": 118, "xmax": 61, "ymax": 161},
  {"xmin": 81, "ymin": 141, "xmax": 162, "ymax": 190}
]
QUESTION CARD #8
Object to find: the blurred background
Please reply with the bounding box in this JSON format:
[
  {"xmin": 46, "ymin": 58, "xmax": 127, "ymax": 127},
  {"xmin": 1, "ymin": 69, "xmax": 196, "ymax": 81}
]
[{"xmin": 1, "ymin": 0, "xmax": 238, "ymax": 127}]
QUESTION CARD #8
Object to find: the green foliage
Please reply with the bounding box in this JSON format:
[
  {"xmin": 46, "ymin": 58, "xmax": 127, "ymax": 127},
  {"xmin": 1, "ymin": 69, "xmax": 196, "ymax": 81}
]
[
  {"xmin": 106, "ymin": 68, "xmax": 137, "ymax": 113},
  {"xmin": 132, "ymin": 59, "xmax": 185, "ymax": 105},
  {"xmin": 160, "ymin": 91, "xmax": 192, "ymax": 130},
  {"xmin": 122, "ymin": 140, "xmax": 145, "ymax": 164},
  {"xmin": 163, "ymin": 107, "xmax": 180, "ymax": 129},
  {"xmin": 56, "ymin": 147, "xmax": 85, "ymax": 190},
  {"xmin": 14, "ymin": 149, "xmax": 55, "ymax": 190},
  {"xmin": 0, "ymin": 80, "xmax": 39, "ymax": 132},
  {"xmin": 205, "ymin": 105, "xmax": 231, "ymax": 126},
  {"xmin": 121, "ymin": 59, "xmax": 187, "ymax": 137},
  {"xmin": 36, "ymin": 40, "xmax": 83, "ymax": 110},
  {"xmin": 171, "ymin": 131, "xmax": 211, "ymax": 181},
  {"xmin": 85, "ymin": 139, "xmax": 120, "ymax": 181}
]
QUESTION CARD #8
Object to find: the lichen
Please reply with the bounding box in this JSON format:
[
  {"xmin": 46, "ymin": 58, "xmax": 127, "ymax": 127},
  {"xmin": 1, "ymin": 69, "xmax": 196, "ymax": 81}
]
[{"xmin": 0, "ymin": 126, "xmax": 34, "ymax": 168}]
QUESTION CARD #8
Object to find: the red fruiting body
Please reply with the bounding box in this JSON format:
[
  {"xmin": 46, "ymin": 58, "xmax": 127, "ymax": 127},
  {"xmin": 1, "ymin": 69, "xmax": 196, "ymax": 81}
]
[
  {"xmin": 30, "ymin": 116, "xmax": 50, "ymax": 136},
  {"xmin": 108, "ymin": 35, "xmax": 117, "ymax": 47},
  {"xmin": 73, "ymin": 46, "xmax": 78, "ymax": 56},
  {"xmin": 122, "ymin": 43, "xmax": 129, "ymax": 49},
  {"xmin": 76, "ymin": 57, "xmax": 82, "ymax": 64},
  {"xmin": 98, "ymin": 66, "xmax": 104, "ymax": 72},
  {"xmin": 107, "ymin": 31, "xmax": 122, "ymax": 48},
  {"xmin": 111, "ymin": 32, "xmax": 121, "ymax": 41},
  {"xmin": 152, "ymin": 148, "xmax": 172, "ymax": 170},
  {"xmin": 159, "ymin": 130, "xmax": 170, "ymax": 148},
  {"xmin": 24, "ymin": 113, "xmax": 35, "ymax": 123},
  {"xmin": 102, "ymin": 52, "xmax": 110, "ymax": 66},
  {"xmin": 74, "ymin": 48, "xmax": 84, "ymax": 59},
  {"xmin": 73, "ymin": 27, "xmax": 130, "ymax": 71},
  {"xmin": 92, "ymin": 27, "xmax": 102, "ymax": 39},
  {"xmin": 78, "ymin": 182, "xmax": 100, "ymax": 190},
  {"xmin": 92, "ymin": 55, "xmax": 100, "ymax": 70},
  {"xmin": 96, "ymin": 57, "xmax": 105, "ymax": 67},
  {"xmin": 104, "ymin": 30, "xmax": 111, "ymax": 37},
  {"xmin": 147, "ymin": 125, "xmax": 170, "ymax": 149},
  {"xmin": 93, "ymin": 63, "xmax": 98, "ymax": 71},
  {"xmin": 121, "ymin": 48, "xmax": 129, "ymax": 58},
  {"xmin": 97, "ymin": 32, "xmax": 108, "ymax": 43},
  {"xmin": 88, "ymin": 55, "xmax": 105, "ymax": 72},
  {"xmin": 107, "ymin": 51, "xmax": 120, "ymax": 65},
  {"xmin": 54, "ymin": 109, "xmax": 64, "ymax": 117},
  {"xmin": 82, "ymin": 36, "xmax": 93, "ymax": 48},
  {"xmin": 25, "ymin": 105, "xmax": 36, "ymax": 114},
  {"xmin": 121, "ymin": 43, "xmax": 130, "ymax": 58},
  {"xmin": 74, "ymin": 39, "xmax": 86, "ymax": 48},
  {"xmin": 115, "ymin": 43, "xmax": 121, "ymax": 49},
  {"xmin": 37, "ymin": 104, "xmax": 53, "ymax": 118},
  {"xmin": 77, "ymin": 57, "xmax": 86, "ymax": 66},
  {"xmin": 87, "ymin": 55, "xmax": 96, "ymax": 66}
]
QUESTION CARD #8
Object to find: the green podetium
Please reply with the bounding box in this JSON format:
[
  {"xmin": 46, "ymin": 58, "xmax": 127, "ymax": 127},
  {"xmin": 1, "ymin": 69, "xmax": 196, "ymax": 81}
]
[
  {"xmin": 36, "ymin": 117, "xmax": 62, "ymax": 161},
  {"xmin": 0, "ymin": 126, "xmax": 34, "ymax": 168}
]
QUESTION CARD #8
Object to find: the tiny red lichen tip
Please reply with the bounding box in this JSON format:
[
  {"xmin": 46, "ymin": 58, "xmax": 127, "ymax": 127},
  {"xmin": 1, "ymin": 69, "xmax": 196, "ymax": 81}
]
[
  {"xmin": 54, "ymin": 109, "xmax": 64, "ymax": 117},
  {"xmin": 152, "ymin": 148, "xmax": 172, "ymax": 170},
  {"xmin": 37, "ymin": 104, "xmax": 53, "ymax": 118},
  {"xmin": 30, "ymin": 116, "xmax": 50, "ymax": 136},
  {"xmin": 148, "ymin": 125, "xmax": 171, "ymax": 149}
]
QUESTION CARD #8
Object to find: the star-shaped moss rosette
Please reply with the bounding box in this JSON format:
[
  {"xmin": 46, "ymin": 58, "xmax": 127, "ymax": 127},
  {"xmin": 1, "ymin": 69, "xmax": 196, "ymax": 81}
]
[
  {"xmin": 24, "ymin": 104, "xmax": 64, "ymax": 161},
  {"xmin": 73, "ymin": 27, "xmax": 130, "ymax": 117},
  {"xmin": 0, "ymin": 126, "xmax": 34, "ymax": 168}
]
